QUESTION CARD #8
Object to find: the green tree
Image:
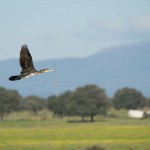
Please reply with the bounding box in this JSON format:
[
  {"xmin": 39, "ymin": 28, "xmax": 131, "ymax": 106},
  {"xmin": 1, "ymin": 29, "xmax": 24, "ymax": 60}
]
[
  {"xmin": 146, "ymin": 98, "xmax": 150, "ymax": 107},
  {"xmin": 47, "ymin": 91, "xmax": 73, "ymax": 118},
  {"xmin": 20, "ymin": 96, "xmax": 46, "ymax": 115},
  {"xmin": 47, "ymin": 85, "xmax": 110, "ymax": 122},
  {"xmin": 66, "ymin": 85, "xmax": 110, "ymax": 122},
  {"xmin": 113, "ymin": 87, "xmax": 147, "ymax": 109},
  {"xmin": 0, "ymin": 87, "xmax": 21, "ymax": 120}
]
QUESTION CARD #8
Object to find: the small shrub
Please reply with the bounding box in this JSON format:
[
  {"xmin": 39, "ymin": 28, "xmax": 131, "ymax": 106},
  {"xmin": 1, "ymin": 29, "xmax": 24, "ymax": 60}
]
[{"xmin": 85, "ymin": 145, "xmax": 105, "ymax": 150}]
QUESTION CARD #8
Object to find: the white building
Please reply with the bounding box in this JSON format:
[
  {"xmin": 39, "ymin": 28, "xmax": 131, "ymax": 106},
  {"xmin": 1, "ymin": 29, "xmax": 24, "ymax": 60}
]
[{"xmin": 128, "ymin": 110, "xmax": 146, "ymax": 119}]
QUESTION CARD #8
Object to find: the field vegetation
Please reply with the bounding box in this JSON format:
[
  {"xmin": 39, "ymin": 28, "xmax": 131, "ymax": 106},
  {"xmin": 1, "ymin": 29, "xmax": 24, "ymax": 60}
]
[{"xmin": 0, "ymin": 109, "xmax": 149, "ymax": 150}]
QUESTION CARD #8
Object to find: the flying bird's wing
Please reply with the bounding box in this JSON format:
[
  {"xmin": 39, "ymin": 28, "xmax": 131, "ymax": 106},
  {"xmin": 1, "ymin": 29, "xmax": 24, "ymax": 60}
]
[{"xmin": 20, "ymin": 45, "xmax": 35, "ymax": 74}]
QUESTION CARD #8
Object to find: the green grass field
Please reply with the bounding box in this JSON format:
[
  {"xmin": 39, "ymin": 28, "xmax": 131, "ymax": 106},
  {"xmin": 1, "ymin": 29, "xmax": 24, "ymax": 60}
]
[{"xmin": 0, "ymin": 110, "xmax": 149, "ymax": 150}]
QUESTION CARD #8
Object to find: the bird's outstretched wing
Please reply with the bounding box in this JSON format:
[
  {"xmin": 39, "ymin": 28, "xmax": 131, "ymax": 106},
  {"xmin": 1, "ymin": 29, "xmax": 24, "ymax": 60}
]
[{"xmin": 20, "ymin": 45, "xmax": 35, "ymax": 74}]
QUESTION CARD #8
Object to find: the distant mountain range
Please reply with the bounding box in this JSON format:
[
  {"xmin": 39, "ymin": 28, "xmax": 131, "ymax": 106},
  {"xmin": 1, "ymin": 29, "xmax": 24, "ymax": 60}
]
[{"xmin": 0, "ymin": 42, "xmax": 150, "ymax": 98}]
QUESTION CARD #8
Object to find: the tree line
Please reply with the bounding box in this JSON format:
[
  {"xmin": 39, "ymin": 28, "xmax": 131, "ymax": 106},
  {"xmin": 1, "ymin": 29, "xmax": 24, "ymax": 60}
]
[{"xmin": 0, "ymin": 85, "xmax": 149, "ymax": 121}]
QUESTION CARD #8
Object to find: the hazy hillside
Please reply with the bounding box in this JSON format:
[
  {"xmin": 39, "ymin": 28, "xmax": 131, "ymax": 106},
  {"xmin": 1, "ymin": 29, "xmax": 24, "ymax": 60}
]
[{"xmin": 0, "ymin": 42, "xmax": 150, "ymax": 98}]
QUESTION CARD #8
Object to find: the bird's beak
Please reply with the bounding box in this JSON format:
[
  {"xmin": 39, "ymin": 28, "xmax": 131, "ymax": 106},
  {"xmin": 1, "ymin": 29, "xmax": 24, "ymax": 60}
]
[{"xmin": 47, "ymin": 69, "xmax": 54, "ymax": 72}]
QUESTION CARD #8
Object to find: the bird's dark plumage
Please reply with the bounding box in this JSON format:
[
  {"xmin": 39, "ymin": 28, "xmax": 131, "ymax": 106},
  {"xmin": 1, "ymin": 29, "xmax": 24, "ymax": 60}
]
[
  {"xmin": 19, "ymin": 45, "xmax": 36, "ymax": 74},
  {"xmin": 9, "ymin": 75, "xmax": 22, "ymax": 81},
  {"xmin": 9, "ymin": 44, "xmax": 53, "ymax": 81}
]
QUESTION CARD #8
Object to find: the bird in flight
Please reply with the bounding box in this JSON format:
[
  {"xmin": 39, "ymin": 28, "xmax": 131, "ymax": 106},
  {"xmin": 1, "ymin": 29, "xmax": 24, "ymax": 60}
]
[{"xmin": 9, "ymin": 44, "xmax": 53, "ymax": 81}]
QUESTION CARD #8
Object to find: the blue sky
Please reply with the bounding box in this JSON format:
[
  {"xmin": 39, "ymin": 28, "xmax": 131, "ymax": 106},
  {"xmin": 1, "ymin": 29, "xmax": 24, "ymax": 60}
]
[{"xmin": 0, "ymin": 0, "xmax": 150, "ymax": 60}]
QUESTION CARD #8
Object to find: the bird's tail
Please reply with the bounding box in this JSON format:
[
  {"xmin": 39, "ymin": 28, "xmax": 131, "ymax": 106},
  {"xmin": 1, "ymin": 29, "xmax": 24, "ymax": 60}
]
[{"xmin": 9, "ymin": 75, "xmax": 22, "ymax": 81}]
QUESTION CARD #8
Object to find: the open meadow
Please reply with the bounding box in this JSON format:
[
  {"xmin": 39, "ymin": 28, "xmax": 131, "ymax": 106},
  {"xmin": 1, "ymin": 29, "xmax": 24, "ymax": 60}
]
[{"xmin": 0, "ymin": 110, "xmax": 149, "ymax": 150}]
